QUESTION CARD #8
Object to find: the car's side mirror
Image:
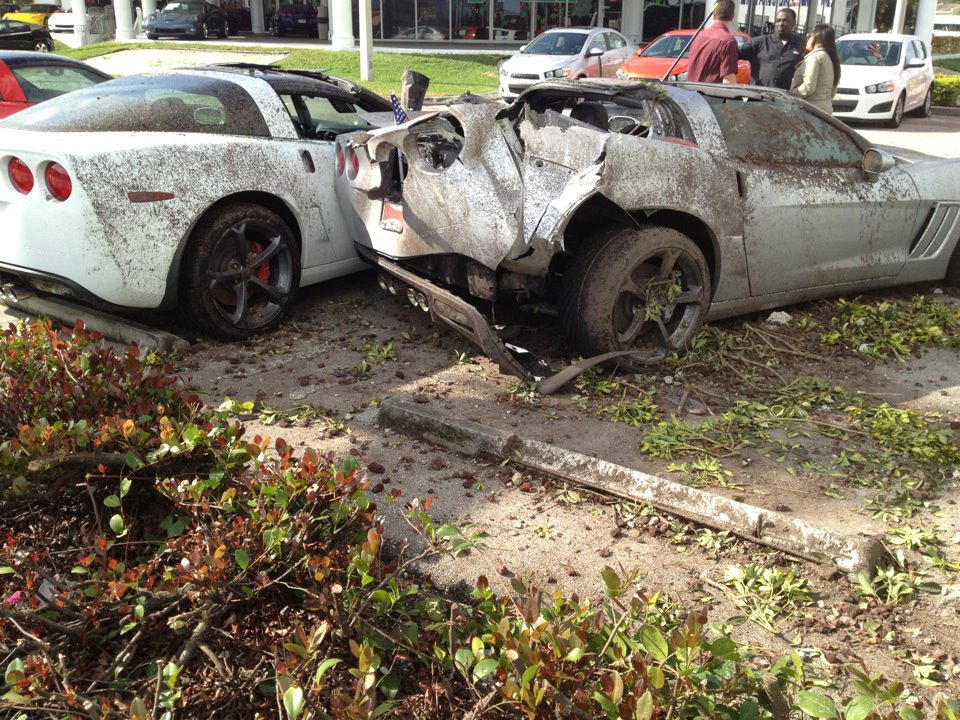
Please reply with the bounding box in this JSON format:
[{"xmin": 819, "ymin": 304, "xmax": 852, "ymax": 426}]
[
  {"xmin": 586, "ymin": 47, "xmax": 604, "ymax": 57},
  {"xmin": 518, "ymin": 43, "xmax": 527, "ymax": 52},
  {"xmin": 862, "ymin": 147, "xmax": 895, "ymax": 182}
]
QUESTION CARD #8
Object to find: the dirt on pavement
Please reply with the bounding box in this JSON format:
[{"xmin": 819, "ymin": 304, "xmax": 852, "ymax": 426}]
[{"xmin": 164, "ymin": 270, "xmax": 960, "ymax": 700}]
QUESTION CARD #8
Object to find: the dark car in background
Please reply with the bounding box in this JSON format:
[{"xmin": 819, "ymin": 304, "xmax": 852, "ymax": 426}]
[
  {"xmin": 269, "ymin": 4, "xmax": 317, "ymax": 37},
  {"xmin": 0, "ymin": 50, "xmax": 110, "ymax": 117},
  {"xmin": 144, "ymin": 1, "xmax": 229, "ymax": 39},
  {"xmin": 0, "ymin": 4, "xmax": 21, "ymax": 17},
  {"xmin": 0, "ymin": 18, "xmax": 52, "ymax": 51}
]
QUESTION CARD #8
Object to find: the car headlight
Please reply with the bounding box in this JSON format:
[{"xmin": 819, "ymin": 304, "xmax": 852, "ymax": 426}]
[
  {"xmin": 615, "ymin": 68, "xmax": 625, "ymax": 79},
  {"xmin": 865, "ymin": 80, "xmax": 896, "ymax": 94},
  {"xmin": 672, "ymin": 71, "xmax": 687, "ymax": 81},
  {"xmin": 544, "ymin": 67, "xmax": 570, "ymax": 79}
]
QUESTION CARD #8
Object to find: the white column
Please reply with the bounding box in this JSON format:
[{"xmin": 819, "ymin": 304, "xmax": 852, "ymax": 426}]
[
  {"xmin": 251, "ymin": 0, "xmax": 264, "ymax": 33},
  {"xmin": 914, "ymin": 0, "xmax": 935, "ymax": 46},
  {"xmin": 142, "ymin": 0, "xmax": 156, "ymax": 23},
  {"xmin": 622, "ymin": 0, "xmax": 643, "ymax": 43},
  {"xmin": 73, "ymin": 0, "xmax": 88, "ymax": 45},
  {"xmin": 359, "ymin": 0, "xmax": 373, "ymax": 80},
  {"xmin": 330, "ymin": 0, "xmax": 354, "ymax": 50},
  {"xmin": 114, "ymin": 0, "xmax": 135, "ymax": 39},
  {"xmin": 891, "ymin": 0, "xmax": 907, "ymax": 33}
]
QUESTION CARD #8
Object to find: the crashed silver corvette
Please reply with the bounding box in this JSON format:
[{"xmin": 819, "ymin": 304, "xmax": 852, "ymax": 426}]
[{"xmin": 335, "ymin": 79, "xmax": 960, "ymax": 381}]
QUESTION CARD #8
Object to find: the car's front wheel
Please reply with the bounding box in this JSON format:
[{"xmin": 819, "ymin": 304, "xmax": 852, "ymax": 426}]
[
  {"xmin": 199, "ymin": 21, "xmax": 210, "ymax": 38},
  {"xmin": 32, "ymin": 39, "xmax": 51, "ymax": 52},
  {"xmin": 219, "ymin": 20, "xmax": 229, "ymax": 37},
  {"xmin": 146, "ymin": 32, "xmax": 158, "ymax": 39},
  {"xmin": 910, "ymin": 86, "xmax": 932, "ymax": 118},
  {"xmin": 885, "ymin": 93, "xmax": 905, "ymax": 128},
  {"xmin": 180, "ymin": 203, "xmax": 301, "ymax": 340},
  {"xmin": 560, "ymin": 225, "xmax": 711, "ymax": 370}
]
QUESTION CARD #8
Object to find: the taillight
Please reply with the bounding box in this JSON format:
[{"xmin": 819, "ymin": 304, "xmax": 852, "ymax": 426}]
[
  {"xmin": 335, "ymin": 144, "xmax": 345, "ymax": 175},
  {"xmin": 9, "ymin": 157, "xmax": 34, "ymax": 194},
  {"xmin": 347, "ymin": 146, "xmax": 360, "ymax": 180},
  {"xmin": 44, "ymin": 162, "xmax": 72, "ymax": 201}
]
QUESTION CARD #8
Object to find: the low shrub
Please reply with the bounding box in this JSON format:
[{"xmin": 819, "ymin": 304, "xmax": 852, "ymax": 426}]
[
  {"xmin": 933, "ymin": 73, "xmax": 960, "ymax": 107},
  {"xmin": 2, "ymin": 319, "xmax": 960, "ymax": 718},
  {"xmin": 932, "ymin": 35, "xmax": 960, "ymax": 54}
]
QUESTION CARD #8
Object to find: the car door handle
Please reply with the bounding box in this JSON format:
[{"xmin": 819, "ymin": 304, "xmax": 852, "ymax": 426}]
[{"xmin": 300, "ymin": 150, "xmax": 315, "ymax": 173}]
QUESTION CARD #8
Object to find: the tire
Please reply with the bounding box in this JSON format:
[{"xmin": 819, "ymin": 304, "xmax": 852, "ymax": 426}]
[
  {"xmin": 146, "ymin": 32, "xmax": 158, "ymax": 39},
  {"xmin": 885, "ymin": 94, "xmax": 904, "ymax": 129},
  {"xmin": 200, "ymin": 21, "xmax": 209, "ymax": 39},
  {"xmin": 33, "ymin": 39, "xmax": 51, "ymax": 52},
  {"xmin": 947, "ymin": 243, "xmax": 960, "ymax": 287},
  {"xmin": 180, "ymin": 203, "xmax": 301, "ymax": 340},
  {"xmin": 910, "ymin": 86, "xmax": 932, "ymax": 119},
  {"xmin": 560, "ymin": 225, "xmax": 710, "ymax": 370},
  {"xmin": 219, "ymin": 20, "xmax": 229, "ymax": 38}
]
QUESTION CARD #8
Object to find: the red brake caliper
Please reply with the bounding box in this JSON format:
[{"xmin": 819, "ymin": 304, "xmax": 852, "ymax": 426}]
[{"xmin": 248, "ymin": 241, "xmax": 271, "ymax": 285}]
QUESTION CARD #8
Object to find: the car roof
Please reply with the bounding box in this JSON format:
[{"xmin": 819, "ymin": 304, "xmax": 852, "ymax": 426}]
[
  {"xmin": 0, "ymin": 51, "xmax": 108, "ymax": 71},
  {"xmin": 197, "ymin": 64, "xmax": 391, "ymax": 108},
  {"xmin": 541, "ymin": 26, "xmax": 602, "ymax": 35},
  {"xmin": 838, "ymin": 32, "xmax": 919, "ymax": 41}
]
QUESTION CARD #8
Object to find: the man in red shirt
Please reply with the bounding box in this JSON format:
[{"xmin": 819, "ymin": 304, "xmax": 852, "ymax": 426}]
[{"xmin": 686, "ymin": 0, "xmax": 740, "ymax": 83}]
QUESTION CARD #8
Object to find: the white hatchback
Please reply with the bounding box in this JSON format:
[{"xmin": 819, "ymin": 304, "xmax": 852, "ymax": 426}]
[
  {"xmin": 498, "ymin": 27, "xmax": 634, "ymax": 100},
  {"xmin": 833, "ymin": 32, "xmax": 935, "ymax": 128}
]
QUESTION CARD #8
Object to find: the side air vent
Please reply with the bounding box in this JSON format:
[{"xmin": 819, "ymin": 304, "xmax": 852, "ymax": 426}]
[{"xmin": 908, "ymin": 202, "xmax": 960, "ymax": 259}]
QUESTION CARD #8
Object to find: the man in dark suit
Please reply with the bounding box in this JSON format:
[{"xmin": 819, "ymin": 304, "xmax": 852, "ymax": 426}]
[{"xmin": 739, "ymin": 8, "xmax": 804, "ymax": 89}]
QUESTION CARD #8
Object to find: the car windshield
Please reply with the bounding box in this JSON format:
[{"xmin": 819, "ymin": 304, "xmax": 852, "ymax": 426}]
[
  {"xmin": 20, "ymin": 4, "xmax": 54, "ymax": 10},
  {"xmin": 3, "ymin": 74, "xmax": 270, "ymax": 136},
  {"xmin": 837, "ymin": 39, "xmax": 902, "ymax": 67},
  {"xmin": 641, "ymin": 34, "xmax": 691, "ymax": 58},
  {"xmin": 524, "ymin": 31, "xmax": 587, "ymax": 55},
  {"xmin": 161, "ymin": 2, "xmax": 203, "ymax": 14}
]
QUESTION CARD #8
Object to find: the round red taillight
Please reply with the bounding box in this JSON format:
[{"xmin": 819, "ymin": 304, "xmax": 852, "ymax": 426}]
[
  {"xmin": 347, "ymin": 147, "xmax": 360, "ymax": 180},
  {"xmin": 9, "ymin": 157, "xmax": 34, "ymax": 195},
  {"xmin": 44, "ymin": 162, "xmax": 72, "ymax": 202},
  {"xmin": 335, "ymin": 144, "xmax": 345, "ymax": 176}
]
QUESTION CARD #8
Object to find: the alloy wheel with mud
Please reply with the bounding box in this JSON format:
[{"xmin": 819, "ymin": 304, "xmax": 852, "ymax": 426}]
[
  {"xmin": 560, "ymin": 225, "xmax": 710, "ymax": 371},
  {"xmin": 180, "ymin": 202, "xmax": 300, "ymax": 340}
]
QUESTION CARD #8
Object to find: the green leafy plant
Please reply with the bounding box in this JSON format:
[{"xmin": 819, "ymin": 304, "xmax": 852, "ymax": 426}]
[
  {"xmin": 361, "ymin": 341, "xmax": 397, "ymax": 364},
  {"xmin": 721, "ymin": 563, "xmax": 812, "ymax": 632}
]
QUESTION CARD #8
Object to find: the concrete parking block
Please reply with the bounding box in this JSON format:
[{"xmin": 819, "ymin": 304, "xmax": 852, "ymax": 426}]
[
  {"xmin": 1, "ymin": 295, "xmax": 190, "ymax": 354},
  {"xmin": 377, "ymin": 396, "xmax": 883, "ymax": 575}
]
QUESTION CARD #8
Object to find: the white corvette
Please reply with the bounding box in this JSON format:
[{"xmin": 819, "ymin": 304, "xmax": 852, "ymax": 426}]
[{"xmin": 0, "ymin": 65, "xmax": 392, "ymax": 338}]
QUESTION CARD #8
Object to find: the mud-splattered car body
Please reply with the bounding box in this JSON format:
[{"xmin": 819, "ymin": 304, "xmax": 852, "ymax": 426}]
[
  {"xmin": 0, "ymin": 65, "xmax": 392, "ymax": 338},
  {"xmin": 335, "ymin": 78, "xmax": 960, "ymax": 380}
]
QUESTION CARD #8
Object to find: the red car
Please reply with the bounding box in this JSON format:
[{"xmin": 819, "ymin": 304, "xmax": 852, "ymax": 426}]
[
  {"xmin": 618, "ymin": 28, "xmax": 752, "ymax": 84},
  {"xmin": 0, "ymin": 50, "xmax": 110, "ymax": 118}
]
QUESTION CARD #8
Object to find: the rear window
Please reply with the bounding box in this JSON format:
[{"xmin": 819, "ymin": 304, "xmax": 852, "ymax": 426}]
[
  {"xmin": 11, "ymin": 64, "xmax": 107, "ymax": 103},
  {"xmin": 4, "ymin": 73, "xmax": 270, "ymax": 136}
]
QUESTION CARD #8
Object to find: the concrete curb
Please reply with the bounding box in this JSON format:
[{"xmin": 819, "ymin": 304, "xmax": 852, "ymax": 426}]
[
  {"xmin": 931, "ymin": 105, "xmax": 960, "ymax": 117},
  {"xmin": 1, "ymin": 295, "xmax": 191, "ymax": 355},
  {"xmin": 378, "ymin": 397, "xmax": 883, "ymax": 575}
]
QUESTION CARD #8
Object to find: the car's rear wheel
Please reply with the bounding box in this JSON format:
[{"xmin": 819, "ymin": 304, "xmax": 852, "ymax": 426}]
[
  {"xmin": 910, "ymin": 86, "xmax": 932, "ymax": 118},
  {"xmin": 181, "ymin": 203, "xmax": 301, "ymax": 340},
  {"xmin": 219, "ymin": 20, "xmax": 229, "ymax": 38},
  {"xmin": 200, "ymin": 21, "xmax": 210, "ymax": 38},
  {"xmin": 947, "ymin": 243, "xmax": 960, "ymax": 287},
  {"xmin": 560, "ymin": 225, "xmax": 710, "ymax": 370},
  {"xmin": 33, "ymin": 39, "xmax": 51, "ymax": 52},
  {"xmin": 885, "ymin": 93, "xmax": 905, "ymax": 128}
]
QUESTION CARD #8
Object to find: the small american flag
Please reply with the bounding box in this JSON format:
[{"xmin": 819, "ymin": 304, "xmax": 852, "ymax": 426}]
[{"xmin": 390, "ymin": 93, "xmax": 409, "ymax": 125}]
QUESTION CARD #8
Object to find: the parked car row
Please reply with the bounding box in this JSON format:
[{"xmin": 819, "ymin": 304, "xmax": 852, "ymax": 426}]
[{"xmin": 0, "ymin": 50, "xmax": 956, "ymax": 381}]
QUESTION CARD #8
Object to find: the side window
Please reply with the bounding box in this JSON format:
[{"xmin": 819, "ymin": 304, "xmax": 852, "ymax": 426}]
[
  {"xmin": 11, "ymin": 65, "xmax": 106, "ymax": 102},
  {"xmin": 912, "ymin": 40, "xmax": 926, "ymax": 60},
  {"xmin": 904, "ymin": 41, "xmax": 917, "ymax": 63},
  {"xmin": 707, "ymin": 96, "xmax": 863, "ymax": 167},
  {"xmin": 589, "ymin": 32, "xmax": 607, "ymax": 53},
  {"xmin": 608, "ymin": 32, "xmax": 627, "ymax": 50},
  {"xmin": 282, "ymin": 93, "xmax": 377, "ymax": 141}
]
